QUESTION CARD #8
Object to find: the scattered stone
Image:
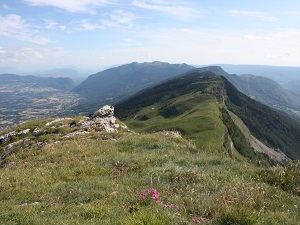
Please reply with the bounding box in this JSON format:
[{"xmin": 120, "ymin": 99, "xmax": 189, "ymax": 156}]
[
  {"xmin": 63, "ymin": 131, "xmax": 90, "ymax": 138},
  {"xmin": 162, "ymin": 131, "xmax": 182, "ymax": 138},
  {"xmin": 0, "ymin": 131, "xmax": 17, "ymax": 144},
  {"xmin": 20, "ymin": 202, "xmax": 40, "ymax": 207},
  {"xmin": 31, "ymin": 142, "xmax": 44, "ymax": 149},
  {"xmin": 0, "ymin": 138, "xmax": 31, "ymax": 165},
  {"xmin": 33, "ymin": 128, "xmax": 42, "ymax": 137},
  {"xmin": 45, "ymin": 118, "xmax": 73, "ymax": 127},
  {"xmin": 18, "ymin": 129, "xmax": 30, "ymax": 135}
]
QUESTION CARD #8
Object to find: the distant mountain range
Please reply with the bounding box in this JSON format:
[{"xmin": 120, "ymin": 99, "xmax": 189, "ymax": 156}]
[
  {"xmin": 31, "ymin": 68, "xmax": 90, "ymax": 84},
  {"xmin": 70, "ymin": 62, "xmax": 300, "ymax": 120},
  {"xmin": 72, "ymin": 61, "xmax": 194, "ymax": 114},
  {"xmin": 215, "ymin": 64, "xmax": 300, "ymax": 84},
  {"xmin": 2, "ymin": 62, "xmax": 300, "ymax": 128}
]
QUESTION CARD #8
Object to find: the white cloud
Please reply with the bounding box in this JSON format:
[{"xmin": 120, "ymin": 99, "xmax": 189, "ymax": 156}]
[
  {"xmin": 110, "ymin": 10, "xmax": 136, "ymax": 24},
  {"xmin": 0, "ymin": 46, "xmax": 65, "ymax": 64},
  {"xmin": 43, "ymin": 19, "xmax": 58, "ymax": 29},
  {"xmin": 80, "ymin": 10, "xmax": 136, "ymax": 30},
  {"xmin": 59, "ymin": 25, "xmax": 67, "ymax": 31},
  {"xmin": 0, "ymin": 14, "xmax": 51, "ymax": 44},
  {"xmin": 3, "ymin": 4, "xmax": 13, "ymax": 10},
  {"xmin": 243, "ymin": 34, "xmax": 272, "ymax": 41},
  {"xmin": 112, "ymin": 27, "xmax": 300, "ymax": 66},
  {"xmin": 80, "ymin": 19, "xmax": 105, "ymax": 30},
  {"xmin": 132, "ymin": 0, "xmax": 198, "ymax": 20},
  {"xmin": 24, "ymin": 0, "xmax": 110, "ymax": 13},
  {"xmin": 227, "ymin": 10, "xmax": 278, "ymax": 22}
]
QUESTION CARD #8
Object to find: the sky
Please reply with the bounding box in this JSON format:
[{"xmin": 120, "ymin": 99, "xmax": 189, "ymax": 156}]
[{"xmin": 1, "ymin": 0, "xmax": 300, "ymax": 73}]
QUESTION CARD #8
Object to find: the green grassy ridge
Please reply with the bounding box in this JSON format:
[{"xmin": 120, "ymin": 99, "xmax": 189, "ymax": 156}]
[
  {"xmin": 0, "ymin": 123, "xmax": 299, "ymax": 224},
  {"xmin": 115, "ymin": 69, "xmax": 300, "ymax": 160},
  {"xmin": 115, "ymin": 71, "xmax": 222, "ymax": 119}
]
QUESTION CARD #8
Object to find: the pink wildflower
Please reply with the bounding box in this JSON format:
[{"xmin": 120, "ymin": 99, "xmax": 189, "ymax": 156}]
[
  {"xmin": 138, "ymin": 189, "xmax": 162, "ymax": 204},
  {"xmin": 138, "ymin": 191, "xmax": 147, "ymax": 199},
  {"xmin": 163, "ymin": 203, "xmax": 177, "ymax": 209},
  {"xmin": 150, "ymin": 189, "xmax": 161, "ymax": 199},
  {"xmin": 192, "ymin": 217, "xmax": 206, "ymax": 223}
]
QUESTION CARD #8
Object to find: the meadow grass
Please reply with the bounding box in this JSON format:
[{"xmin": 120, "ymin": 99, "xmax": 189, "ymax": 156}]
[
  {"xmin": 124, "ymin": 93, "xmax": 227, "ymax": 152},
  {"xmin": 0, "ymin": 128, "xmax": 299, "ymax": 224}
]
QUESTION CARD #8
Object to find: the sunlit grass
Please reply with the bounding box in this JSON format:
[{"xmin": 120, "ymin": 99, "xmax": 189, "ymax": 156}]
[{"xmin": 0, "ymin": 127, "xmax": 299, "ymax": 224}]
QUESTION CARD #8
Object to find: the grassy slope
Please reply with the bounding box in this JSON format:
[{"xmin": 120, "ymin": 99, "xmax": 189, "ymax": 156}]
[
  {"xmin": 0, "ymin": 123, "xmax": 299, "ymax": 225},
  {"xmin": 115, "ymin": 71, "xmax": 228, "ymax": 152},
  {"xmin": 223, "ymin": 77, "xmax": 300, "ymax": 160},
  {"xmin": 122, "ymin": 93, "xmax": 225, "ymax": 151}
]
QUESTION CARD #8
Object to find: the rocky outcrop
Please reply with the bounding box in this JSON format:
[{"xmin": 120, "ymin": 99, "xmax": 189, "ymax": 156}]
[
  {"xmin": 0, "ymin": 105, "xmax": 121, "ymax": 167},
  {"xmin": 78, "ymin": 105, "xmax": 119, "ymax": 132}
]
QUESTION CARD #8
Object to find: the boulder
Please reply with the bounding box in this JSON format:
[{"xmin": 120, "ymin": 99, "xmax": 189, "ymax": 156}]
[
  {"xmin": 18, "ymin": 129, "xmax": 30, "ymax": 135},
  {"xmin": 33, "ymin": 128, "xmax": 42, "ymax": 137},
  {"xmin": 92, "ymin": 105, "xmax": 114, "ymax": 118}
]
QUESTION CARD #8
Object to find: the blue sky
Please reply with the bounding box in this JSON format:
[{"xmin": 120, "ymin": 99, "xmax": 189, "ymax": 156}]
[{"xmin": 1, "ymin": 0, "xmax": 300, "ymax": 72}]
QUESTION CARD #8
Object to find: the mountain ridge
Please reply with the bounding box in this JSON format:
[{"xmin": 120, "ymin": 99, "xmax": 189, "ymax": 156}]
[
  {"xmin": 71, "ymin": 62, "xmax": 300, "ymax": 121},
  {"xmin": 115, "ymin": 68, "xmax": 300, "ymax": 160}
]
